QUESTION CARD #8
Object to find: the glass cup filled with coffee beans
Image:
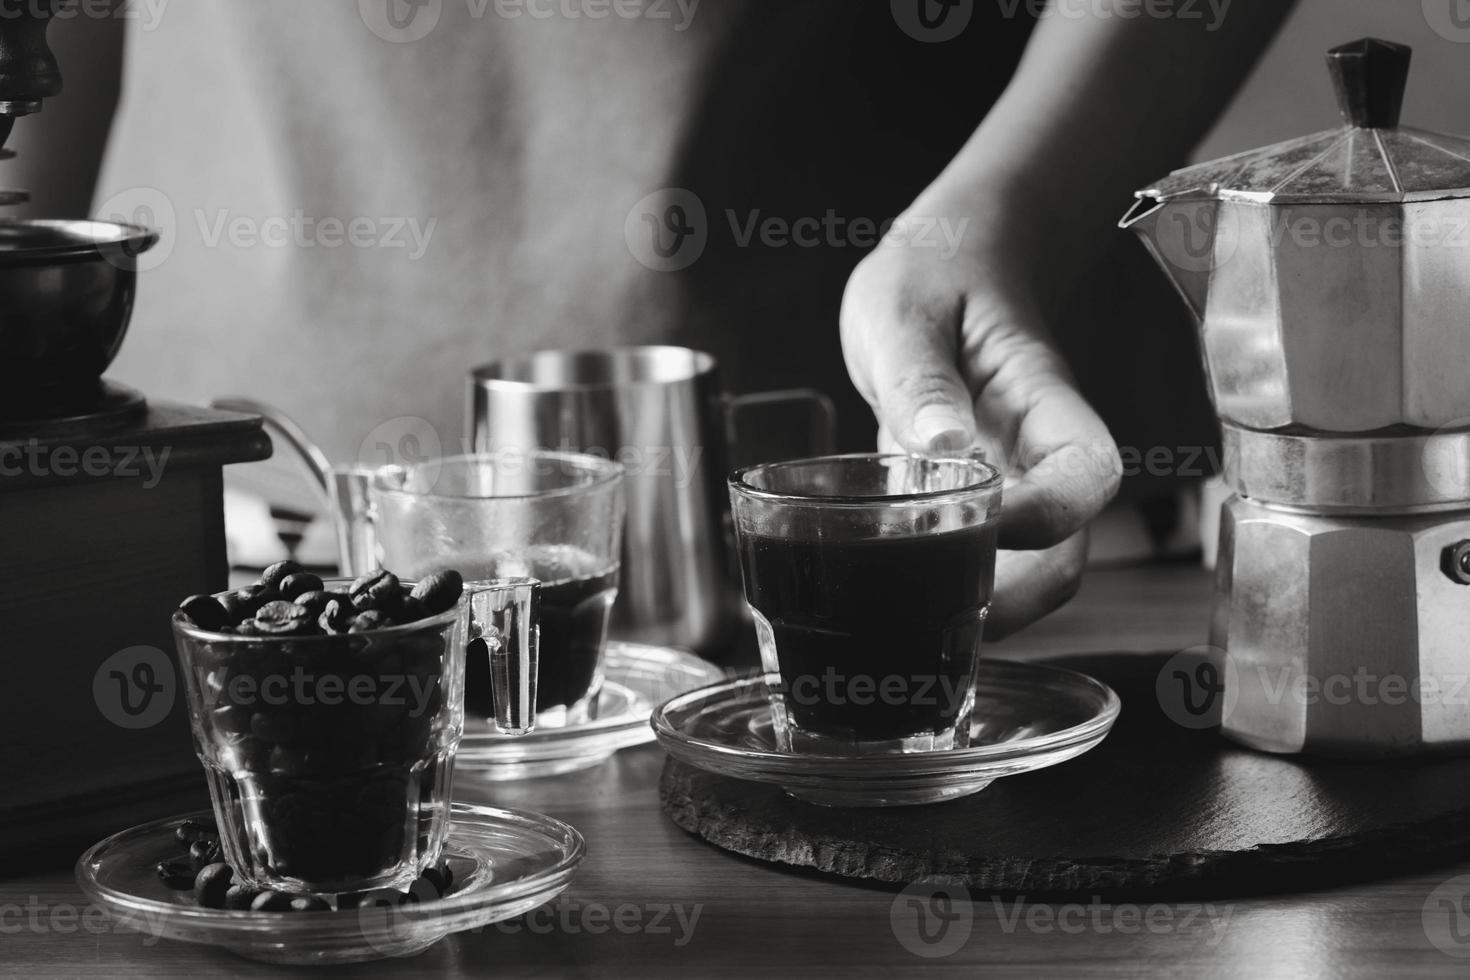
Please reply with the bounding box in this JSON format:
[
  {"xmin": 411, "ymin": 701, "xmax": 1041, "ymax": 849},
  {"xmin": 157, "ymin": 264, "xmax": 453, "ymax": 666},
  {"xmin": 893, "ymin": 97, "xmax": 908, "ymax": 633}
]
[
  {"xmin": 171, "ymin": 561, "xmax": 540, "ymax": 897},
  {"xmin": 331, "ymin": 451, "xmax": 624, "ymax": 729},
  {"xmin": 729, "ymin": 453, "xmax": 1003, "ymax": 755}
]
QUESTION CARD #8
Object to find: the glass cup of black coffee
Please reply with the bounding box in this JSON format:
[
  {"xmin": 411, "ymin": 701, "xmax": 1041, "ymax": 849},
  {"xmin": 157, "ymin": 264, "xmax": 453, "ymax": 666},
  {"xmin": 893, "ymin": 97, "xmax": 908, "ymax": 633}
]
[
  {"xmin": 729, "ymin": 454, "xmax": 1003, "ymax": 754},
  {"xmin": 353, "ymin": 452, "xmax": 625, "ymax": 728}
]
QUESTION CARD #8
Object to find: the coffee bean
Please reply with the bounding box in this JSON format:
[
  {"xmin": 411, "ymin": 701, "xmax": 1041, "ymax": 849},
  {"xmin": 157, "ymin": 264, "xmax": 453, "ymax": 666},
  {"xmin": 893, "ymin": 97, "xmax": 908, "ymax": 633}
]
[
  {"xmin": 400, "ymin": 876, "xmax": 441, "ymax": 905},
  {"xmin": 397, "ymin": 597, "xmax": 430, "ymax": 623},
  {"xmin": 349, "ymin": 610, "xmax": 396, "ymax": 633},
  {"xmin": 249, "ymin": 890, "xmax": 295, "ymax": 912},
  {"xmin": 223, "ymin": 884, "xmax": 260, "ymax": 910},
  {"xmin": 293, "ymin": 590, "xmax": 332, "ymax": 616},
  {"xmin": 188, "ymin": 838, "xmax": 221, "ymax": 870},
  {"xmin": 193, "ymin": 863, "xmax": 235, "ymax": 908},
  {"xmin": 156, "ymin": 860, "xmax": 196, "ymax": 890},
  {"xmin": 233, "ymin": 584, "xmax": 277, "ymax": 617},
  {"xmin": 253, "ymin": 600, "xmax": 315, "ymax": 636},
  {"xmin": 422, "ymin": 861, "xmax": 453, "ymax": 897},
  {"xmin": 279, "ymin": 572, "xmax": 325, "ymax": 601},
  {"xmin": 173, "ymin": 818, "xmax": 216, "ymax": 846},
  {"xmin": 218, "ymin": 592, "xmax": 251, "ymax": 624},
  {"xmin": 410, "ymin": 570, "xmax": 463, "ymax": 614},
  {"xmin": 350, "ymin": 571, "xmax": 401, "ymax": 611},
  {"xmin": 288, "ymin": 895, "xmax": 331, "ymax": 912},
  {"xmin": 319, "ymin": 598, "xmax": 355, "ymax": 633},
  {"xmin": 261, "ymin": 560, "xmax": 305, "ymax": 591},
  {"xmin": 179, "ymin": 594, "xmax": 229, "ymax": 631}
]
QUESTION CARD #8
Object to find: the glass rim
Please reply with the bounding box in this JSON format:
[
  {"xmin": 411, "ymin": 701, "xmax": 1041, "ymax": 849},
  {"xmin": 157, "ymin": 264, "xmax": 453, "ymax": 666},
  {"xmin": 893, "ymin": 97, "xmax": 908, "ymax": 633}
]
[
  {"xmin": 171, "ymin": 576, "xmax": 466, "ymax": 643},
  {"xmin": 729, "ymin": 452, "xmax": 1003, "ymax": 507},
  {"xmin": 372, "ymin": 450, "xmax": 624, "ymax": 503},
  {"xmin": 469, "ymin": 345, "xmax": 715, "ymax": 393}
]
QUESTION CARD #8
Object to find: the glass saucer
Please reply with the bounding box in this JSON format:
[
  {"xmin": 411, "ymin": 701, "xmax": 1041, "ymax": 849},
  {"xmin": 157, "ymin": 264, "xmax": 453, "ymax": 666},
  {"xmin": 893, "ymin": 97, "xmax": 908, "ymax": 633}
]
[
  {"xmin": 458, "ymin": 642, "xmax": 726, "ymax": 780},
  {"xmin": 651, "ymin": 658, "xmax": 1121, "ymax": 807},
  {"xmin": 75, "ymin": 803, "xmax": 584, "ymax": 965}
]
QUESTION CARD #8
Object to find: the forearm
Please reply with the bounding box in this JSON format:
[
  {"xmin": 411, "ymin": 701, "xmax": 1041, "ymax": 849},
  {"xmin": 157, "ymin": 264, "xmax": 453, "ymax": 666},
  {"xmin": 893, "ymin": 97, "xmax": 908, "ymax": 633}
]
[{"xmin": 911, "ymin": 0, "xmax": 1297, "ymax": 286}]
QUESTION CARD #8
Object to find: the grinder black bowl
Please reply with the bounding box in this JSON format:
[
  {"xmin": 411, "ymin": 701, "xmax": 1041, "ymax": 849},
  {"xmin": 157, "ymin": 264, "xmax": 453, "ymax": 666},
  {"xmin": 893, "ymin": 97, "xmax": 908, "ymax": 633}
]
[{"xmin": 0, "ymin": 219, "xmax": 158, "ymax": 426}]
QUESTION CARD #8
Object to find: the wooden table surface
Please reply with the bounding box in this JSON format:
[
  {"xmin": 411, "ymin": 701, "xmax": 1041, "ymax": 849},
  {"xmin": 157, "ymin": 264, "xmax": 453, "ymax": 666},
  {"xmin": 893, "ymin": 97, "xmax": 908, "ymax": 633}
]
[{"xmin": 7, "ymin": 562, "xmax": 1470, "ymax": 978}]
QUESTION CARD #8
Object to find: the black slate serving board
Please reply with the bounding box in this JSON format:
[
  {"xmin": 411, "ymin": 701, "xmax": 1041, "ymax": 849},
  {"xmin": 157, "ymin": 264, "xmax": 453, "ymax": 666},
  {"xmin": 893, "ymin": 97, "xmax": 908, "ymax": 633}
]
[{"xmin": 660, "ymin": 652, "xmax": 1470, "ymax": 898}]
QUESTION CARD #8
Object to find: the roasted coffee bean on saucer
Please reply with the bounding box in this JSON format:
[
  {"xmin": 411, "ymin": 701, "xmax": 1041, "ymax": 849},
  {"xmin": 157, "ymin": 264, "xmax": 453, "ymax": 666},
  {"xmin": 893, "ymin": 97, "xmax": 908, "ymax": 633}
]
[
  {"xmin": 422, "ymin": 861, "xmax": 454, "ymax": 897},
  {"xmin": 194, "ymin": 863, "xmax": 235, "ymax": 909},
  {"xmin": 173, "ymin": 817, "xmax": 217, "ymax": 845},
  {"xmin": 224, "ymin": 884, "xmax": 260, "ymax": 911},
  {"xmin": 249, "ymin": 891, "xmax": 296, "ymax": 912},
  {"xmin": 188, "ymin": 838, "xmax": 222, "ymax": 871},
  {"xmin": 156, "ymin": 860, "xmax": 196, "ymax": 890}
]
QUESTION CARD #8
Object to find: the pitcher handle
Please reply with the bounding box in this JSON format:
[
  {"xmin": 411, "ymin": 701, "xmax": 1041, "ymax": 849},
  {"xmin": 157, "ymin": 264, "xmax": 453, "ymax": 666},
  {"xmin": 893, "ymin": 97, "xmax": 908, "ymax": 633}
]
[
  {"xmin": 724, "ymin": 388, "xmax": 837, "ymax": 457},
  {"xmin": 469, "ymin": 578, "xmax": 541, "ymax": 735},
  {"xmin": 211, "ymin": 397, "xmax": 336, "ymax": 511}
]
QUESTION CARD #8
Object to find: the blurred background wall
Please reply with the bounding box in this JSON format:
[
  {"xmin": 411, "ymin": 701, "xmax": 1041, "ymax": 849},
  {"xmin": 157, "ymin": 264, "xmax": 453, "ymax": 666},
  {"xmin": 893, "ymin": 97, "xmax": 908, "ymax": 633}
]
[{"xmin": 1202, "ymin": 0, "xmax": 1470, "ymax": 156}]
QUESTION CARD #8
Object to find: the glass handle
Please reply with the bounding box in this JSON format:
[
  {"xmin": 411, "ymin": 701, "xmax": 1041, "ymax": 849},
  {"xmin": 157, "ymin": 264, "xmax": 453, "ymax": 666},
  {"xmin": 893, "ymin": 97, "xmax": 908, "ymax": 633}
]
[{"xmin": 470, "ymin": 578, "xmax": 541, "ymax": 735}]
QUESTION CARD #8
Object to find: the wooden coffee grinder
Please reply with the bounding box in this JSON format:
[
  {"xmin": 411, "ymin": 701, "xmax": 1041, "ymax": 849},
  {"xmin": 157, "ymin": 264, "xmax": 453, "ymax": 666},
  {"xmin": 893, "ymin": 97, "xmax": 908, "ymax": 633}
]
[{"xmin": 0, "ymin": 1, "xmax": 271, "ymax": 858}]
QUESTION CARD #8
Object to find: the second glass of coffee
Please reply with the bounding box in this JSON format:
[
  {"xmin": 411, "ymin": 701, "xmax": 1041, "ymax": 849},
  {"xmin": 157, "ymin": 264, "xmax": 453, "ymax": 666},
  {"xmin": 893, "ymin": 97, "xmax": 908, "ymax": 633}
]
[
  {"xmin": 729, "ymin": 454, "xmax": 1002, "ymax": 755},
  {"xmin": 337, "ymin": 451, "xmax": 625, "ymax": 727}
]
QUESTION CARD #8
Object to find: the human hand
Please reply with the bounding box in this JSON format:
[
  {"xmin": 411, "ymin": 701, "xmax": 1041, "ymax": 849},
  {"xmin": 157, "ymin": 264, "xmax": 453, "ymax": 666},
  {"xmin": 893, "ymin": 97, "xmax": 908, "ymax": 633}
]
[{"xmin": 840, "ymin": 212, "xmax": 1121, "ymax": 637}]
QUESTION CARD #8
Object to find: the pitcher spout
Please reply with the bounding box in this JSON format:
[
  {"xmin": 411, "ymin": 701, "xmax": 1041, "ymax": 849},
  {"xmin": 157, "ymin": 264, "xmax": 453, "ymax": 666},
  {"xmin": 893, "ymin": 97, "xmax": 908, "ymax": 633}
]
[{"xmin": 1119, "ymin": 195, "xmax": 1219, "ymax": 323}]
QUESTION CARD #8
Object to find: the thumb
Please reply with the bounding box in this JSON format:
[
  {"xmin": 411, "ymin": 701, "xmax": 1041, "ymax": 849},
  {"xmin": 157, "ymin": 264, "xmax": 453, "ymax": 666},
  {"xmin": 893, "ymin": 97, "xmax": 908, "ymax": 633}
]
[{"xmin": 864, "ymin": 318, "xmax": 977, "ymax": 455}]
